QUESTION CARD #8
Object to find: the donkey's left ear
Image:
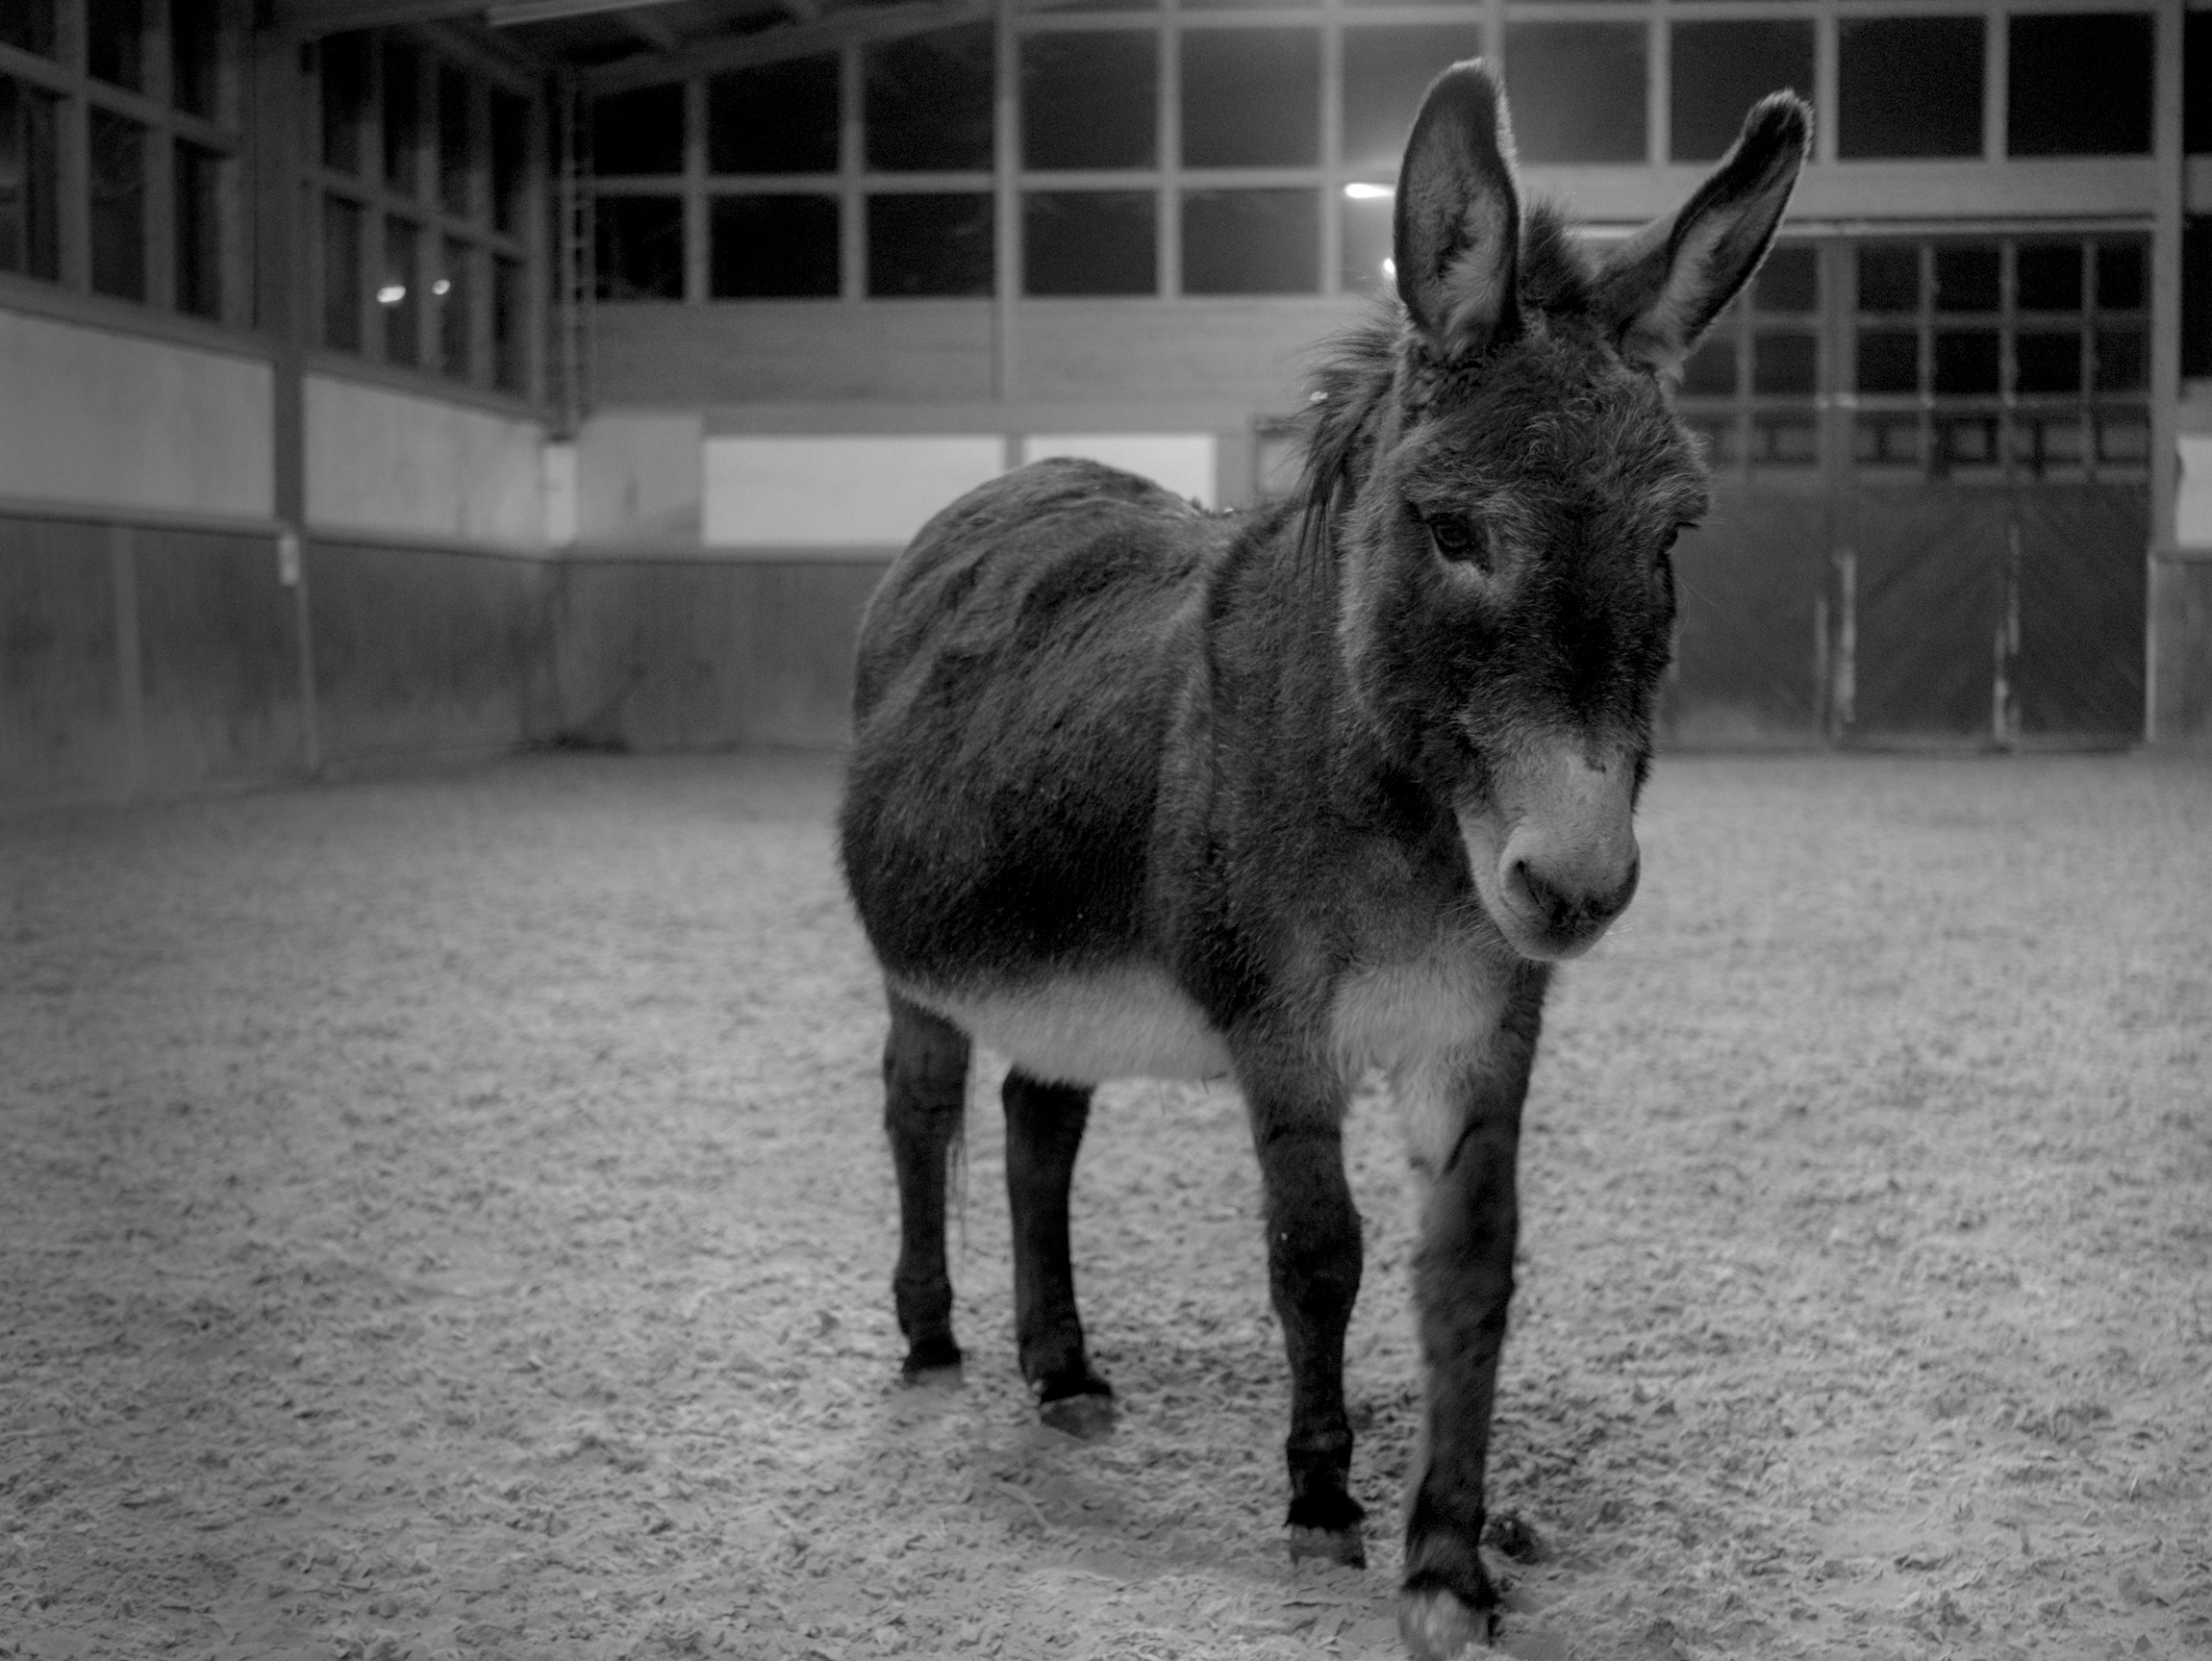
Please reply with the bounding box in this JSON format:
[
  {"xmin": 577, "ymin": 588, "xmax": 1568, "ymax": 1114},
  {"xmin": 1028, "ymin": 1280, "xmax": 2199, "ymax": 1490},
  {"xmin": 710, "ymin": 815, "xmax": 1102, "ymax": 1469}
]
[{"xmin": 1593, "ymin": 92, "xmax": 1812, "ymax": 377}]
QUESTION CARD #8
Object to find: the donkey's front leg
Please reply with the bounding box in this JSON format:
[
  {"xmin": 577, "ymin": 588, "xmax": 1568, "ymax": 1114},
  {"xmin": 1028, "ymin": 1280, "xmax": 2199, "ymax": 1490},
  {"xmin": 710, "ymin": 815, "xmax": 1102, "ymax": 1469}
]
[
  {"xmin": 1396, "ymin": 984, "xmax": 1545, "ymax": 1660},
  {"xmin": 1246, "ymin": 1070, "xmax": 1367, "ymax": 1567}
]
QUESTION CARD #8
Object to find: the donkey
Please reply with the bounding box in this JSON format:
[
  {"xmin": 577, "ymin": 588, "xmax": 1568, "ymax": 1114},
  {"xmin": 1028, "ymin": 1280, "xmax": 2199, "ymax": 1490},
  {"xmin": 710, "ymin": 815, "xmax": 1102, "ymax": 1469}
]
[{"xmin": 840, "ymin": 63, "xmax": 1808, "ymax": 1657}]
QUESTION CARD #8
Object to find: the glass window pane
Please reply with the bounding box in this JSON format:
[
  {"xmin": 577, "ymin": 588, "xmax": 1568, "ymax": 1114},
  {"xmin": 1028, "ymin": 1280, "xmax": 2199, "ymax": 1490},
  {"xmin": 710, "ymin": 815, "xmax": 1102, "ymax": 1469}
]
[
  {"xmin": 1857, "ymin": 245, "xmax": 1920, "ymax": 314},
  {"xmin": 2015, "ymin": 243, "xmax": 2081, "ymax": 313},
  {"xmin": 1182, "ymin": 29, "xmax": 1319, "ymax": 167},
  {"xmin": 321, "ymin": 33, "xmax": 371, "ymax": 173},
  {"xmin": 1343, "ymin": 25, "xmax": 1484, "ymax": 173},
  {"xmin": 867, "ymin": 191, "xmax": 992, "ymax": 297},
  {"xmin": 1679, "ymin": 336, "xmax": 1737, "ymax": 398},
  {"xmin": 867, "ymin": 25, "xmax": 993, "ymax": 171},
  {"xmin": 1754, "ymin": 245, "xmax": 1817, "ymax": 314},
  {"xmin": 89, "ymin": 110, "xmax": 146, "ymax": 301},
  {"xmin": 493, "ymin": 256, "xmax": 526, "ymax": 392},
  {"xmin": 593, "ymin": 84, "xmax": 684, "ymax": 177},
  {"xmin": 1933, "ymin": 330, "xmax": 1999, "ymax": 395},
  {"xmin": 175, "ymin": 140, "xmax": 222, "ymax": 320},
  {"xmin": 1837, "ymin": 17, "xmax": 1982, "ymax": 160},
  {"xmin": 1934, "ymin": 246, "xmax": 1998, "ymax": 313},
  {"xmin": 1183, "ymin": 188, "xmax": 1316, "ymax": 295},
  {"xmin": 2013, "ymin": 415, "xmax": 2084, "ymax": 478},
  {"xmin": 171, "ymin": 0, "xmax": 220, "ymax": 117},
  {"xmin": 2097, "ymin": 410, "xmax": 2149, "ymax": 467},
  {"xmin": 1342, "ymin": 190, "xmax": 1393, "ymax": 293},
  {"xmin": 1935, "ymin": 414, "xmax": 2001, "ymax": 475},
  {"xmin": 0, "ymin": 1, "xmax": 57, "ymax": 56},
  {"xmin": 2094, "ymin": 327, "xmax": 2145, "ymax": 393},
  {"xmin": 2191, "ymin": 13, "xmax": 2212, "ymax": 156},
  {"xmin": 1670, "ymin": 21, "xmax": 1812, "ymax": 164},
  {"xmin": 440, "ymin": 67, "xmax": 474, "ymax": 217},
  {"xmin": 711, "ymin": 194, "xmax": 839, "ymax": 297},
  {"xmin": 1023, "ymin": 33, "xmax": 1156, "ymax": 170},
  {"xmin": 1023, "ymin": 189, "xmax": 1154, "ymax": 295},
  {"xmin": 2191, "ymin": 220, "xmax": 2212, "ymax": 380},
  {"xmin": 594, "ymin": 194, "xmax": 684, "ymax": 299},
  {"xmin": 1751, "ymin": 331, "xmax": 1816, "ymax": 396},
  {"xmin": 1750, "ymin": 412, "xmax": 1818, "ymax": 468},
  {"xmin": 322, "ymin": 194, "xmax": 363, "ymax": 350},
  {"xmin": 2096, "ymin": 243, "xmax": 2145, "ymax": 312},
  {"xmin": 439, "ymin": 239, "xmax": 471, "ymax": 380},
  {"xmin": 491, "ymin": 91, "xmax": 528, "ymax": 234},
  {"xmin": 383, "ymin": 41, "xmax": 419, "ymax": 195},
  {"xmin": 1856, "ymin": 415, "xmax": 1924, "ymax": 474},
  {"xmin": 1855, "ymin": 330, "xmax": 1919, "ymax": 395},
  {"xmin": 88, "ymin": 0, "xmax": 144, "ymax": 90},
  {"xmin": 381, "ymin": 215, "xmax": 419, "ymax": 365},
  {"xmin": 1503, "ymin": 23, "xmax": 1646, "ymax": 164},
  {"xmin": 0, "ymin": 76, "xmax": 62, "ymax": 281},
  {"xmin": 2014, "ymin": 331, "xmax": 2080, "ymax": 394},
  {"xmin": 710, "ymin": 55, "xmax": 839, "ymax": 174},
  {"xmin": 2009, "ymin": 13, "xmax": 2152, "ymax": 158}
]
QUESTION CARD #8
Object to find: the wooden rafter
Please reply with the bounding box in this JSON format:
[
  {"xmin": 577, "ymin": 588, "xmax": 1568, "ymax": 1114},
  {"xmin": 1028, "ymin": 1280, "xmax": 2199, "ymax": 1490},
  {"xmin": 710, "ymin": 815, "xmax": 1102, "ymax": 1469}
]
[{"xmin": 584, "ymin": 0, "xmax": 978, "ymax": 92}]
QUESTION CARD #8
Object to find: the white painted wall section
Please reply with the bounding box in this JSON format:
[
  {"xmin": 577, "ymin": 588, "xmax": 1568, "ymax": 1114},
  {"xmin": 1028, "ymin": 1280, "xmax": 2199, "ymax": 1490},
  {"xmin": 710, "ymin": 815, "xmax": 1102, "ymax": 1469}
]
[
  {"xmin": 2177, "ymin": 437, "xmax": 2212, "ymax": 550},
  {"xmin": 704, "ymin": 435, "xmax": 1005, "ymax": 547},
  {"xmin": 0, "ymin": 309, "xmax": 273, "ymax": 518},
  {"xmin": 578, "ymin": 411, "xmax": 703, "ymax": 545},
  {"xmin": 1019, "ymin": 433, "xmax": 1219, "ymax": 508},
  {"xmin": 305, "ymin": 374, "xmax": 545, "ymax": 546}
]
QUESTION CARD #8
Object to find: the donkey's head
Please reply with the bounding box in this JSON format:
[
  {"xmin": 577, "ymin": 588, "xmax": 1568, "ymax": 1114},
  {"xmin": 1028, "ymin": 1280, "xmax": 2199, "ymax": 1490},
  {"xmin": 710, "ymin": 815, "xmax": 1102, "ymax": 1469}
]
[{"xmin": 1315, "ymin": 63, "xmax": 1809, "ymax": 962}]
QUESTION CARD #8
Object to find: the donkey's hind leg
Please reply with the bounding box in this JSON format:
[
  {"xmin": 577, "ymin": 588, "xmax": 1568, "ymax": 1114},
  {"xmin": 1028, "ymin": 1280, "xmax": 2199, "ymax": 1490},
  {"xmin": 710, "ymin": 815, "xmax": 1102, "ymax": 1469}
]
[
  {"xmin": 885, "ymin": 992, "xmax": 971, "ymax": 1385},
  {"xmin": 1003, "ymin": 1070, "xmax": 1115, "ymax": 1439}
]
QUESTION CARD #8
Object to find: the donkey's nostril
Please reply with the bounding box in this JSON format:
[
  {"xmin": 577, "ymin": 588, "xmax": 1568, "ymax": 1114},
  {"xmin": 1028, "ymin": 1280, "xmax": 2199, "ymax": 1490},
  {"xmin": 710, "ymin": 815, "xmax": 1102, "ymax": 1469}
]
[{"xmin": 1509, "ymin": 855, "xmax": 1638, "ymax": 937}]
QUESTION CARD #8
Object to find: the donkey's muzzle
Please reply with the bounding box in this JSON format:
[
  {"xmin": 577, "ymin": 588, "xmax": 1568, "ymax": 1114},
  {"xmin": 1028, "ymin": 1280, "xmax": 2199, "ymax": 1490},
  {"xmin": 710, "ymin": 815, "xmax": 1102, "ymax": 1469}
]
[
  {"xmin": 1501, "ymin": 848, "xmax": 1639, "ymax": 958},
  {"xmin": 1465, "ymin": 740, "xmax": 1643, "ymax": 961}
]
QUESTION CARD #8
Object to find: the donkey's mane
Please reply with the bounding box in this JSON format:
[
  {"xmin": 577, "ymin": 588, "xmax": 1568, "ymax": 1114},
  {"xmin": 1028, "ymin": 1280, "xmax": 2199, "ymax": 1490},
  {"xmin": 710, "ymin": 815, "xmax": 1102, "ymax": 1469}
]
[{"xmin": 1294, "ymin": 201, "xmax": 1600, "ymax": 566}]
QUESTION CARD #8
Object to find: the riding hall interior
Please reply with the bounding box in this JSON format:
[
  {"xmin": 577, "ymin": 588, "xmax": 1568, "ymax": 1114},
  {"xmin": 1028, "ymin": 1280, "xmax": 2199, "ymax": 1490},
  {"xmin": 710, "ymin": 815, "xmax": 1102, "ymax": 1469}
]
[{"xmin": 2, "ymin": 0, "xmax": 2211, "ymax": 802}]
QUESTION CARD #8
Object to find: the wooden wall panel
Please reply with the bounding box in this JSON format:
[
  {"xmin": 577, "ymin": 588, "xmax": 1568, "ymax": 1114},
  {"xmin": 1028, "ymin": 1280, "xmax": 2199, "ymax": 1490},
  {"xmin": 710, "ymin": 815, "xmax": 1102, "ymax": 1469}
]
[{"xmin": 0, "ymin": 516, "xmax": 127, "ymax": 804}]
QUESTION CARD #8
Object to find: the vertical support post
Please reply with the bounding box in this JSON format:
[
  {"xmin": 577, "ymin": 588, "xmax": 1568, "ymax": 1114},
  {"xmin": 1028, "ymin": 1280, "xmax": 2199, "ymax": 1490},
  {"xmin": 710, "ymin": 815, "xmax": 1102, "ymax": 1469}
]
[
  {"xmin": 1831, "ymin": 547, "xmax": 1856, "ymax": 742},
  {"xmin": 1812, "ymin": 590, "xmax": 1830, "ymax": 740},
  {"xmin": 992, "ymin": 0, "xmax": 1018, "ymax": 404},
  {"xmin": 2146, "ymin": 0, "xmax": 2185, "ymax": 743},
  {"xmin": 1994, "ymin": 516, "xmax": 2022, "ymax": 751},
  {"xmin": 110, "ymin": 525, "xmax": 144, "ymax": 798}
]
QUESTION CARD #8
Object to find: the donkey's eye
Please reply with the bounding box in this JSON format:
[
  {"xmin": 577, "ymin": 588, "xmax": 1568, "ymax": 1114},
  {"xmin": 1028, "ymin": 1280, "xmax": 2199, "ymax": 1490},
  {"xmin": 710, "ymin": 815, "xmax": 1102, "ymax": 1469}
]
[{"xmin": 1427, "ymin": 516, "xmax": 1488, "ymax": 569}]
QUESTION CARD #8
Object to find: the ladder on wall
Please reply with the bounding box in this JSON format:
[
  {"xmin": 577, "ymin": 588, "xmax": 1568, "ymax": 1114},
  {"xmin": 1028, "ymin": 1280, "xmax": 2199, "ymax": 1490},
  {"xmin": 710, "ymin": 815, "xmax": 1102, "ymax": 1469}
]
[{"xmin": 554, "ymin": 70, "xmax": 592, "ymax": 437}]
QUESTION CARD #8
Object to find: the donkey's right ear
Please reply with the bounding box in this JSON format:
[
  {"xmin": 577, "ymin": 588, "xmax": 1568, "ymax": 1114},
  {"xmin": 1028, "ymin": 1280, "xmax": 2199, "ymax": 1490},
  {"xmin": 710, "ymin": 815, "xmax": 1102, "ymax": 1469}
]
[
  {"xmin": 1395, "ymin": 61, "xmax": 1522, "ymax": 367},
  {"xmin": 1593, "ymin": 92, "xmax": 1812, "ymax": 377}
]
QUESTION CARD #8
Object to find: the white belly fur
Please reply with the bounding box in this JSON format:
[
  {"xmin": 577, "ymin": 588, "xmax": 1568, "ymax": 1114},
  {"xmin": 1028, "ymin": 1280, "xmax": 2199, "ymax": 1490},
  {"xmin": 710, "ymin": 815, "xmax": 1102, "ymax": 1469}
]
[
  {"xmin": 1326, "ymin": 936, "xmax": 1511, "ymax": 1179},
  {"xmin": 898, "ymin": 965, "xmax": 1234, "ymax": 1087}
]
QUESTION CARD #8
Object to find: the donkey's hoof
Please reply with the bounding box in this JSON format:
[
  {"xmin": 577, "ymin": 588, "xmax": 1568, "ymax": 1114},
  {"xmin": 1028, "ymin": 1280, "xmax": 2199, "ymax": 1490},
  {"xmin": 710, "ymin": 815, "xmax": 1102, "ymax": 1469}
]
[
  {"xmin": 1038, "ymin": 1390, "xmax": 1116, "ymax": 1441},
  {"xmin": 899, "ymin": 1338, "xmax": 964, "ymax": 1388},
  {"xmin": 1398, "ymin": 1585, "xmax": 1498, "ymax": 1660},
  {"xmin": 1287, "ymin": 1523, "xmax": 1366, "ymax": 1568}
]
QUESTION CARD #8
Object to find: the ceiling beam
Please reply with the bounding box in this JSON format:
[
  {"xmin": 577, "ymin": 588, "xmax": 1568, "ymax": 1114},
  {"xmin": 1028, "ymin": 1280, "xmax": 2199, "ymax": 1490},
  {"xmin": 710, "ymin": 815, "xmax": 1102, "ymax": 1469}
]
[
  {"xmin": 482, "ymin": 0, "xmax": 692, "ymax": 24},
  {"xmin": 619, "ymin": 7, "xmax": 684, "ymax": 50},
  {"xmin": 274, "ymin": 0, "xmax": 492, "ymax": 33},
  {"xmin": 585, "ymin": 0, "xmax": 978, "ymax": 93}
]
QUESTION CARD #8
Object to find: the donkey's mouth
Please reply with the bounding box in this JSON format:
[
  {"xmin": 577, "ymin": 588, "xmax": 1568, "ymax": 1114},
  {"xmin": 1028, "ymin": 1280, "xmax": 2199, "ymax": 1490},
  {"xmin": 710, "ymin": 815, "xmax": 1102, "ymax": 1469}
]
[{"xmin": 1455, "ymin": 748, "xmax": 1643, "ymax": 962}]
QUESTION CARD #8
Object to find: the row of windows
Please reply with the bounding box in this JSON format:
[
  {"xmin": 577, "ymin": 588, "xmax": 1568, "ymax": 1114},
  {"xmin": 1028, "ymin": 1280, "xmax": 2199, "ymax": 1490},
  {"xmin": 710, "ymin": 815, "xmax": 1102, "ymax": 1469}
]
[
  {"xmin": 592, "ymin": 10, "xmax": 2166, "ymax": 188},
  {"xmin": 1, "ymin": 0, "xmax": 237, "ymax": 319},
  {"xmin": 306, "ymin": 32, "xmax": 536, "ymax": 394}
]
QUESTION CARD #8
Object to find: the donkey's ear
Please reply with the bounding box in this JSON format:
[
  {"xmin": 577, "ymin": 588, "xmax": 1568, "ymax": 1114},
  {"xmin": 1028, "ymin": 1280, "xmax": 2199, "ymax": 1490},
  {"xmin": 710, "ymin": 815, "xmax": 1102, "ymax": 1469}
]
[
  {"xmin": 1395, "ymin": 61, "xmax": 1521, "ymax": 365},
  {"xmin": 1593, "ymin": 92, "xmax": 1812, "ymax": 377}
]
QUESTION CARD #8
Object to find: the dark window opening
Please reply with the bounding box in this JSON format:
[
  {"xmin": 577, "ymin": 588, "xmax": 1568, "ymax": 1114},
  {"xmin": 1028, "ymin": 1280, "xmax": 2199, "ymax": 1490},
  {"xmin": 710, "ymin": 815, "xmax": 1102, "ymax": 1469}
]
[
  {"xmin": 2189, "ymin": 13, "xmax": 2212, "ymax": 155},
  {"xmin": 1182, "ymin": 188, "xmax": 1317, "ymax": 295},
  {"xmin": 2096, "ymin": 243, "xmax": 2145, "ymax": 312},
  {"xmin": 710, "ymin": 55, "xmax": 839, "ymax": 174},
  {"xmin": 438, "ymin": 238, "xmax": 471, "ymax": 380},
  {"xmin": 593, "ymin": 84, "xmax": 684, "ymax": 176},
  {"xmin": 1754, "ymin": 244, "xmax": 1817, "ymax": 315},
  {"xmin": 1679, "ymin": 336, "xmax": 1738, "ymax": 398},
  {"xmin": 383, "ymin": 41, "xmax": 419, "ymax": 195},
  {"xmin": 2008, "ymin": 13, "xmax": 2152, "ymax": 157},
  {"xmin": 1670, "ymin": 20, "xmax": 1813, "ymax": 164},
  {"xmin": 1837, "ymin": 16, "xmax": 1983, "ymax": 160},
  {"xmin": 493, "ymin": 256, "xmax": 526, "ymax": 392},
  {"xmin": 88, "ymin": 0, "xmax": 144, "ymax": 90},
  {"xmin": 710, "ymin": 194, "xmax": 839, "ymax": 297},
  {"xmin": 1933, "ymin": 330, "xmax": 2000, "ymax": 395},
  {"xmin": 2094, "ymin": 327, "xmax": 2145, "ymax": 394},
  {"xmin": 1023, "ymin": 33, "xmax": 1157, "ymax": 170},
  {"xmin": 2014, "ymin": 331, "xmax": 2081, "ymax": 395},
  {"xmin": 1855, "ymin": 330, "xmax": 1919, "ymax": 395},
  {"xmin": 88, "ymin": 109, "xmax": 146, "ymax": 300},
  {"xmin": 1343, "ymin": 25, "xmax": 1484, "ymax": 172},
  {"xmin": 381, "ymin": 214, "xmax": 419, "ymax": 365},
  {"xmin": 2015, "ymin": 243, "xmax": 2081, "ymax": 313},
  {"xmin": 174, "ymin": 140, "xmax": 223, "ymax": 319},
  {"xmin": 1857, "ymin": 245, "xmax": 1921, "ymax": 314},
  {"xmin": 491, "ymin": 91, "xmax": 528, "ymax": 234},
  {"xmin": 595, "ymin": 194, "xmax": 684, "ymax": 298},
  {"xmin": 1751, "ymin": 330, "xmax": 1816, "ymax": 397},
  {"xmin": 439, "ymin": 67, "xmax": 474, "ymax": 216},
  {"xmin": 171, "ymin": 0, "xmax": 221, "ymax": 117},
  {"xmin": 1503, "ymin": 23, "xmax": 1646, "ymax": 164},
  {"xmin": 1182, "ymin": 29, "xmax": 1319, "ymax": 167},
  {"xmin": 0, "ymin": 1, "xmax": 57, "ymax": 57},
  {"xmin": 320, "ymin": 33, "xmax": 371, "ymax": 173},
  {"xmin": 322, "ymin": 194, "xmax": 363, "ymax": 349},
  {"xmin": 867, "ymin": 192, "xmax": 992, "ymax": 297},
  {"xmin": 866, "ymin": 26, "xmax": 993, "ymax": 171},
  {"xmin": 2185, "ymin": 219, "xmax": 2212, "ymax": 380},
  {"xmin": 0, "ymin": 76, "xmax": 62, "ymax": 281},
  {"xmin": 1934, "ymin": 246, "xmax": 1999, "ymax": 314},
  {"xmin": 1023, "ymin": 189, "xmax": 1154, "ymax": 295}
]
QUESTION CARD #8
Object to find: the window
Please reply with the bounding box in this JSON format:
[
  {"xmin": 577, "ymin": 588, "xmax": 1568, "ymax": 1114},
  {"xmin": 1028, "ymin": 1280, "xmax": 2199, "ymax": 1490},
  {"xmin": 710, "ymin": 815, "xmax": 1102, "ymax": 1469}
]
[
  {"xmin": 867, "ymin": 192, "xmax": 993, "ymax": 297},
  {"xmin": 865, "ymin": 25, "xmax": 993, "ymax": 171},
  {"xmin": 321, "ymin": 33, "xmax": 370, "ymax": 173},
  {"xmin": 0, "ymin": 76, "xmax": 62, "ymax": 281},
  {"xmin": 492, "ymin": 256, "xmax": 525, "ymax": 391},
  {"xmin": 382, "ymin": 40, "xmax": 418, "ymax": 195},
  {"xmin": 2184, "ymin": 220, "xmax": 2212, "ymax": 380},
  {"xmin": 0, "ymin": 2, "xmax": 59, "ymax": 55},
  {"xmin": 1837, "ymin": 17, "xmax": 1983, "ymax": 160},
  {"xmin": 1182, "ymin": 189, "xmax": 1317, "ymax": 295},
  {"xmin": 438, "ymin": 66, "xmax": 474, "ymax": 216},
  {"xmin": 1023, "ymin": 33, "xmax": 1156, "ymax": 171},
  {"xmin": 1671, "ymin": 21, "xmax": 1812, "ymax": 164},
  {"xmin": 593, "ymin": 83, "xmax": 682, "ymax": 176},
  {"xmin": 1024, "ymin": 190, "xmax": 1154, "ymax": 295},
  {"xmin": 597, "ymin": 194, "xmax": 684, "ymax": 299},
  {"xmin": 1341, "ymin": 189, "xmax": 1392, "ymax": 293},
  {"xmin": 1181, "ymin": 30, "xmax": 1319, "ymax": 168},
  {"xmin": 490, "ymin": 90, "xmax": 528, "ymax": 234},
  {"xmin": 88, "ymin": 108, "xmax": 146, "ymax": 300},
  {"xmin": 171, "ymin": 0, "xmax": 221, "ymax": 118},
  {"xmin": 710, "ymin": 194, "xmax": 839, "ymax": 297},
  {"xmin": 381, "ymin": 214, "xmax": 419, "ymax": 364},
  {"xmin": 1672, "ymin": 241, "xmax": 1819, "ymax": 473},
  {"xmin": 1503, "ymin": 24, "xmax": 1646, "ymax": 164},
  {"xmin": 88, "ymin": 0, "xmax": 144, "ymax": 90},
  {"xmin": 1343, "ymin": 25, "xmax": 1484, "ymax": 173},
  {"xmin": 322, "ymin": 194, "xmax": 364, "ymax": 350},
  {"xmin": 709, "ymin": 55, "xmax": 838, "ymax": 175},
  {"xmin": 2190, "ymin": 13, "xmax": 2212, "ymax": 156},
  {"xmin": 2007, "ymin": 13, "xmax": 2152, "ymax": 158},
  {"xmin": 174, "ymin": 139, "xmax": 222, "ymax": 318},
  {"xmin": 437, "ymin": 236, "xmax": 471, "ymax": 380}
]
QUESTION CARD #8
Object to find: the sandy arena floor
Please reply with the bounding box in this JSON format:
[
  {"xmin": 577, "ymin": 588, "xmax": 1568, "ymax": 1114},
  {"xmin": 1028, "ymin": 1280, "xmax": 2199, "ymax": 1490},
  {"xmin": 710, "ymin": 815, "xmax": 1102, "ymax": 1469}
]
[{"xmin": 1, "ymin": 749, "xmax": 2208, "ymax": 1661}]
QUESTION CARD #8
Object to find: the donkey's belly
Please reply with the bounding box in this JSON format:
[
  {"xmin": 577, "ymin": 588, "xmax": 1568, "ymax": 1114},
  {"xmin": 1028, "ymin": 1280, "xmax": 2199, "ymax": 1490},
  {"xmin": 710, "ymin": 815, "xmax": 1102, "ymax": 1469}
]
[{"xmin": 896, "ymin": 965, "xmax": 1233, "ymax": 1087}]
